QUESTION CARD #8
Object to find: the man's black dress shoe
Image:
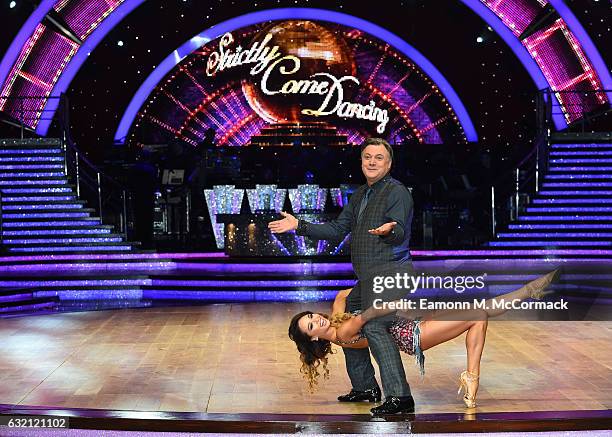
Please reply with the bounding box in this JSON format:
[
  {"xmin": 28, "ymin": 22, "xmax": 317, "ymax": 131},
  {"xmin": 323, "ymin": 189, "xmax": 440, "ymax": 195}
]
[
  {"xmin": 337, "ymin": 387, "xmax": 381, "ymax": 403},
  {"xmin": 370, "ymin": 396, "xmax": 415, "ymax": 415}
]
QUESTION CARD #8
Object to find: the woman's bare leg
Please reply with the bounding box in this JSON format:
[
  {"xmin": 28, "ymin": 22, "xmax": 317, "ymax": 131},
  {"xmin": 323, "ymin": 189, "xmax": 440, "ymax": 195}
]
[{"xmin": 419, "ymin": 314, "xmax": 488, "ymax": 401}]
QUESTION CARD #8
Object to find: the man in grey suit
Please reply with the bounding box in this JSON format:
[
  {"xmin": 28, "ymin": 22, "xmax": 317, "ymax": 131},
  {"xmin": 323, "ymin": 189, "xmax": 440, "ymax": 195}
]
[{"xmin": 268, "ymin": 138, "xmax": 415, "ymax": 415}]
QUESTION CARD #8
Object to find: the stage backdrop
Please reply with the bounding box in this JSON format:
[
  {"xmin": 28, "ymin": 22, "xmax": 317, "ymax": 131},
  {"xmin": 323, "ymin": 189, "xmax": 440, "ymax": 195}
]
[{"xmin": 128, "ymin": 20, "xmax": 468, "ymax": 148}]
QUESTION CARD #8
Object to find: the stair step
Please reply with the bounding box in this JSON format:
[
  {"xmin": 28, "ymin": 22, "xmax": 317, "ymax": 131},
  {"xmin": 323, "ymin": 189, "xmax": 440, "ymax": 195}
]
[
  {"xmin": 0, "ymin": 187, "xmax": 74, "ymax": 194},
  {"xmin": 549, "ymin": 151, "xmax": 612, "ymax": 156},
  {"xmin": 3, "ymin": 237, "xmax": 124, "ymax": 245},
  {"xmin": 546, "ymin": 174, "xmax": 612, "ymax": 180},
  {"xmin": 488, "ymin": 241, "xmax": 612, "ymax": 247},
  {"xmin": 550, "ymin": 143, "xmax": 612, "ymax": 149},
  {"xmin": 0, "ymin": 291, "xmax": 35, "ymax": 304},
  {"xmin": 533, "ymin": 198, "xmax": 610, "ymax": 204},
  {"xmin": 489, "ymin": 241, "xmax": 612, "ymax": 247},
  {"xmin": 508, "ymin": 223, "xmax": 612, "ymax": 229},
  {"xmin": 0, "ymin": 149, "xmax": 62, "ymax": 155},
  {"xmin": 538, "ymin": 191, "xmax": 612, "ymax": 197},
  {"xmin": 0, "ymin": 297, "xmax": 59, "ymax": 311},
  {"xmin": 0, "ymin": 164, "xmax": 64, "ymax": 170},
  {"xmin": 0, "ymin": 172, "xmax": 65, "ymax": 178},
  {"xmin": 543, "ymin": 182, "xmax": 612, "ymax": 188},
  {"xmin": 0, "ymin": 139, "xmax": 61, "ymax": 147},
  {"xmin": 1, "ymin": 203, "xmax": 86, "ymax": 210},
  {"xmin": 498, "ymin": 232, "xmax": 612, "ymax": 238},
  {"xmin": 2, "ymin": 218, "xmax": 103, "ymax": 227},
  {"xmin": 0, "ymin": 196, "xmax": 77, "ymax": 202},
  {"xmin": 518, "ymin": 216, "xmax": 612, "ymax": 221},
  {"xmin": 549, "ymin": 167, "xmax": 612, "ymax": 172},
  {"xmin": 526, "ymin": 207, "xmax": 612, "ymax": 213},
  {"xmin": 2, "ymin": 228, "xmax": 113, "ymax": 236},
  {"xmin": 0, "ymin": 180, "xmax": 69, "ymax": 186},
  {"xmin": 2, "ymin": 210, "xmax": 94, "ymax": 219},
  {"xmin": 0, "ymin": 156, "xmax": 64, "ymax": 163},
  {"xmin": 549, "ymin": 158, "xmax": 612, "ymax": 164}
]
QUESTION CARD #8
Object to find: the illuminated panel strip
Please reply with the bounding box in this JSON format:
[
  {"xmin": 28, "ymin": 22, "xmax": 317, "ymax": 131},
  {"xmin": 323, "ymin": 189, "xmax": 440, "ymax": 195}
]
[
  {"xmin": 475, "ymin": 0, "xmax": 609, "ymax": 127},
  {"xmin": 0, "ymin": 25, "xmax": 79, "ymax": 128},
  {"xmin": 54, "ymin": 0, "xmax": 123, "ymax": 40},
  {"xmin": 523, "ymin": 18, "xmax": 605, "ymax": 123},
  {"xmin": 115, "ymin": 8, "xmax": 478, "ymax": 143},
  {"xmin": 548, "ymin": 0, "xmax": 612, "ymax": 102},
  {"xmin": 0, "ymin": 0, "xmax": 55, "ymax": 93},
  {"xmin": 37, "ymin": 0, "xmax": 145, "ymax": 135},
  {"xmin": 481, "ymin": 0, "xmax": 541, "ymax": 36},
  {"xmin": 462, "ymin": 0, "xmax": 562, "ymax": 128}
]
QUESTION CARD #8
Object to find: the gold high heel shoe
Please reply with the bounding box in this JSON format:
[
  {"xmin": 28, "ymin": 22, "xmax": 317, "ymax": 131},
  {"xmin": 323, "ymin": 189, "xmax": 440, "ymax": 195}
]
[
  {"xmin": 525, "ymin": 269, "xmax": 561, "ymax": 300},
  {"xmin": 458, "ymin": 370, "xmax": 479, "ymax": 408}
]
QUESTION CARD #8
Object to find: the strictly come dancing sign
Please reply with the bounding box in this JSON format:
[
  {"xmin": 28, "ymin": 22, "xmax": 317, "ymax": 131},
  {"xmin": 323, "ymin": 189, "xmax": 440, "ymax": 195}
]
[{"xmin": 205, "ymin": 29, "xmax": 390, "ymax": 134}]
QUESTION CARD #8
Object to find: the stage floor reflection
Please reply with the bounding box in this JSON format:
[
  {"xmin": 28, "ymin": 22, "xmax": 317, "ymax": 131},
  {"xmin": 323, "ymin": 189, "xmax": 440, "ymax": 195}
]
[{"xmin": 0, "ymin": 304, "xmax": 609, "ymax": 415}]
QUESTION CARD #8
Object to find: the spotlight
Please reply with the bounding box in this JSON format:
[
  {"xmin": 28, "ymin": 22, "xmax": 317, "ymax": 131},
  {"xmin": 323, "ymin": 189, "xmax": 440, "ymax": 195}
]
[
  {"xmin": 9, "ymin": 1, "xmax": 16, "ymax": 8},
  {"xmin": 476, "ymin": 36, "xmax": 484, "ymax": 43},
  {"xmin": 117, "ymin": 40, "xmax": 124, "ymax": 47}
]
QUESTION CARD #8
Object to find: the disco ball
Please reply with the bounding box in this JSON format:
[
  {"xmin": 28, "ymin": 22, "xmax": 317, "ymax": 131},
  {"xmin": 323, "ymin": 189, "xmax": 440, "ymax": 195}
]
[{"xmin": 242, "ymin": 20, "xmax": 357, "ymax": 124}]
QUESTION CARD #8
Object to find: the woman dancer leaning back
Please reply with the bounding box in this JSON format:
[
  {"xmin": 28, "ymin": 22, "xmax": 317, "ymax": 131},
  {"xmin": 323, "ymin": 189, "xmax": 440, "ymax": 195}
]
[{"xmin": 289, "ymin": 270, "xmax": 559, "ymax": 409}]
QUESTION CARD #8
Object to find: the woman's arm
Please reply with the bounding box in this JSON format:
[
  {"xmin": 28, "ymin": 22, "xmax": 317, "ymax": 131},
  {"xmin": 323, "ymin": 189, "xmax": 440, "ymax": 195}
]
[{"xmin": 331, "ymin": 288, "xmax": 352, "ymax": 315}]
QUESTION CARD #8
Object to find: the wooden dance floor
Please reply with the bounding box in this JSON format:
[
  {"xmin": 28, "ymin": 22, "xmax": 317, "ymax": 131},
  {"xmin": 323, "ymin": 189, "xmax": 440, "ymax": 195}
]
[{"xmin": 0, "ymin": 303, "xmax": 610, "ymax": 416}]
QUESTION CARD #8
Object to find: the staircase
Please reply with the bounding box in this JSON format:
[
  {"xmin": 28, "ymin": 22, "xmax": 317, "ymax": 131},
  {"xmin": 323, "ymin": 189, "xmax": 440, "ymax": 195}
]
[
  {"xmin": 490, "ymin": 143, "xmax": 612, "ymax": 251},
  {"xmin": 0, "ymin": 138, "xmax": 134, "ymax": 254}
]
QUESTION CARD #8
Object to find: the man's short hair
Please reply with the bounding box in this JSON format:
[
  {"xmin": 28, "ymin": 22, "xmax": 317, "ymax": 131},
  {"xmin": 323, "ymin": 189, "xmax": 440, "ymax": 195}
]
[{"xmin": 360, "ymin": 138, "xmax": 393, "ymax": 162}]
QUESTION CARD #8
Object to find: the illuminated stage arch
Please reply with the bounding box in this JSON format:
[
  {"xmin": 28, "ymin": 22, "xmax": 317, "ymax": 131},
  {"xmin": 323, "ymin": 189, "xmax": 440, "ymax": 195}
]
[
  {"xmin": 0, "ymin": 1, "xmax": 609, "ymax": 136},
  {"xmin": 116, "ymin": 10, "xmax": 477, "ymax": 145}
]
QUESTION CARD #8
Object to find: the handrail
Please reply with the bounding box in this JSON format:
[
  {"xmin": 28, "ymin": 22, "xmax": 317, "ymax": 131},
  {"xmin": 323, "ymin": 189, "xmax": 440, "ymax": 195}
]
[{"xmin": 0, "ymin": 94, "xmax": 129, "ymax": 235}]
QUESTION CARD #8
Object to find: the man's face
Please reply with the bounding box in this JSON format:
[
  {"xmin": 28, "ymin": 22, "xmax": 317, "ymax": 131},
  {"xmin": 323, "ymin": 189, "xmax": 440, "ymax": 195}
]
[{"xmin": 361, "ymin": 144, "xmax": 392, "ymax": 185}]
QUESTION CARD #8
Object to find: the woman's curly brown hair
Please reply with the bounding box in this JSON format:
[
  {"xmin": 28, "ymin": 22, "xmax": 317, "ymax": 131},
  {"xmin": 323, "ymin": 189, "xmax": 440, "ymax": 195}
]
[{"xmin": 288, "ymin": 311, "xmax": 354, "ymax": 391}]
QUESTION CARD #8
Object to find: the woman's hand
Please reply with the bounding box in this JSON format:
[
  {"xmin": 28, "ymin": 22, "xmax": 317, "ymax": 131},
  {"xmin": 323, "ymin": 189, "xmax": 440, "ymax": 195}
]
[
  {"xmin": 268, "ymin": 211, "xmax": 298, "ymax": 233},
  {"xmin": 368, "ymin": 221, "xmax": 397, "ymax": 236}
]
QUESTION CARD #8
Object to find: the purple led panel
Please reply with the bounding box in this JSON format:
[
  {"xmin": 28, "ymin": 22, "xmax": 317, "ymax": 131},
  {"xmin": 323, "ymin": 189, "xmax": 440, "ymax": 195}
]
[
  {"xmin": 481, "ymin": 0, "xmax": 541, "ymax": 37},
  {"xmin": 0, "ymin": 24, "xmax": 78, "ymax": 129},
  {"xmin": 523, "ymin": 18, "xmax": 606, "ymax": 123},
  {"xmin": 54, "ymin": 0, "xmax": 125, "ymax": 40}
]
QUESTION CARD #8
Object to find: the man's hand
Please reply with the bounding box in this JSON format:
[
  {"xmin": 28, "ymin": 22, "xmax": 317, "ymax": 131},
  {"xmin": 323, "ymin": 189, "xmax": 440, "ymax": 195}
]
[
  {"xmin": 268, "ymin": 211, "xmax": 299, "ymax": 233},
  {"xmin": 368, "ymin": 221, "xmax": 397, "ymax": 236}
]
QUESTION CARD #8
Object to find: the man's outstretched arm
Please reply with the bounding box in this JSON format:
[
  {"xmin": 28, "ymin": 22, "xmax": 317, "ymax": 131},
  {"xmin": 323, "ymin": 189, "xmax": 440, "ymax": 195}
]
[{"xmin": 268, "ymin": 199, "xmax": 356, "ymax": 241}]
